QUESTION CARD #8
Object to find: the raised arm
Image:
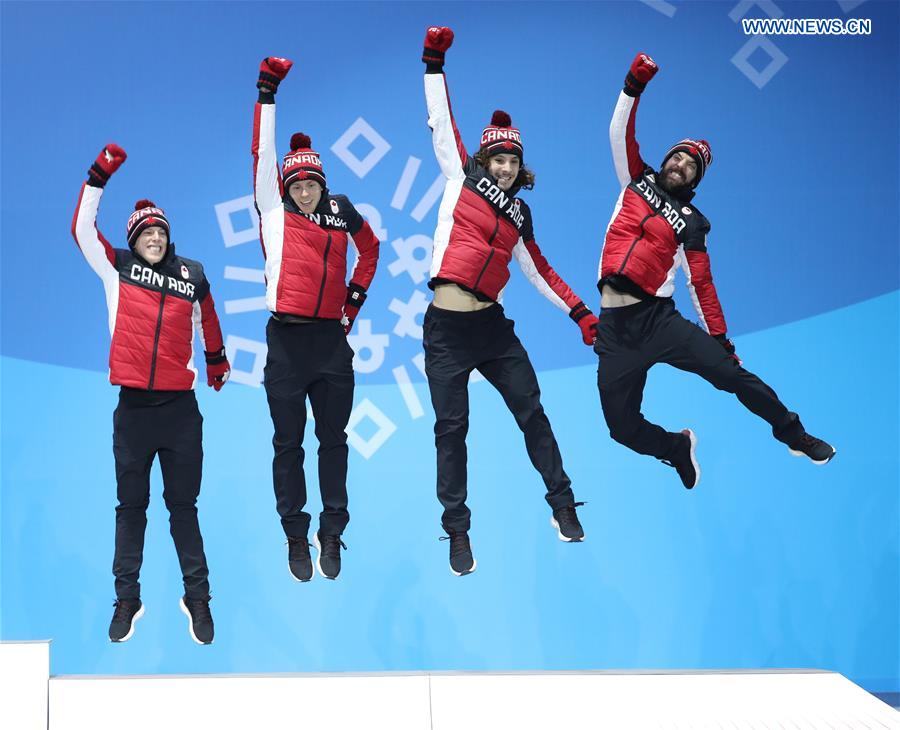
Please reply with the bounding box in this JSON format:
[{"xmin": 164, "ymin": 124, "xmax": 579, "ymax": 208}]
[
  {"xmin": 71, "ymin": 144, "xmax": 126, "ymax": 283},
  {"xmin": 512, "ymin": 211, "xmax": 599, "ymax": 346},
  {"xmin": 422, "ymin": 26, "xmax": 468, "ymax": 181},
  {"xmin": 192, "ymin": 273, "xmax": 230, "ymax": 391},
  {"xmin": 341, "ymin": 198, "xmax": 380, "ymax": 334},
  {"xmin": 609, "ymin": 53, "xmax": 658, "ymax": 188},
  {"xmin": 252, "ymin": 57, "xmax": 293, "ymax": 219}
]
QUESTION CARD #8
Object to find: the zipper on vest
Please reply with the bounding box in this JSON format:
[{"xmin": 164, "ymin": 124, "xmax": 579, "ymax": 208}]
[
  {"xmin": 313, "ymin": 232, "xmax": 332, "ymax": 317},
  {"xmin": 473, "ymin": 216, "xmax": 500, "ymax": 290},
  {"xmin": 618, "ymin": 211, "xmax": 657, "ymax": 275},
  {"xmin": 147, "ymin": 288, "xmax": 167, "ymax": 390}
]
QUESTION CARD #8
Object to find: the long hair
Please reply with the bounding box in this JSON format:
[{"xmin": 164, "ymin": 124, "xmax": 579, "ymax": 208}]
[{"xmin": 473, "ymin": 149, "xmax": 535, "ymax": 190}]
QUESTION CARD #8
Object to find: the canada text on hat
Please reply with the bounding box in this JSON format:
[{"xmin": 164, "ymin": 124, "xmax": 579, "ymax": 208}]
[
  {"xmin": 480, "ymin": 128, "xmax": 522, "ymax": 146},
  {"xmin": 283, "ymin": 151, "xmax": 322, "ymax": 171},
  {"xmin": 282, "ymin": 132, "xmax": 326, "ymax": 189},
  {"xmin": 479, "ymin": 110, "xmax": 524, "ymax": 159},
  {"xmin": 126, "ymin": 200, "xmax": 170, "ymax": 247}
]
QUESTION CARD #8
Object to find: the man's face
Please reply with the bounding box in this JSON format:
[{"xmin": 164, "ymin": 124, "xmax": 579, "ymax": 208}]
[
  {"xmin": 487, "ymin": 153, "xmax": 521, "ymax": 191},
  {"xmin": 661, "ymin": 151, "xmax": 697, "ymax": 190},
  {"xmin": 289, "ymin": 179, "xmax": 323, "ymax": 214},
  {"xmin": 134, "ymin": 226, "xmax": 168, "ymax": 264}
]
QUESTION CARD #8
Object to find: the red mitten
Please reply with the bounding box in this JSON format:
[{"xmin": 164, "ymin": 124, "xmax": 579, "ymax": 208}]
[
  {"xmin": 625, "ymin": 53, "xmax": 658, "ymax": 95},
  {"xmin": 342, "ymin": 284, "xmax": 367, "ymax": 335},
  {"xmin": 569, "ymin": 303, "xmax": 600, "ymax": 346},
  {"xmin": 423, "ymin": 26, "xmax": 454, "ymax": 66},
  {"xmin": 258, "ymin": 56, "xmax": 293, "ymax": 93},
  {"xmin": 578, "ymin": 313, "xmax": 600, "ymax": 346},
  {"xmin": 88, "ymin": 143, "xmax": 127, "ymax": 187},
  {"xmin": 205, "ymin": 348, "xmax": 231, "ymax": 391}
]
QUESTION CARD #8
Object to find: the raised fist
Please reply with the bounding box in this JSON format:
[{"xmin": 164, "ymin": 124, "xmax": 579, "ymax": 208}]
[
  {"xmin": 625, "ymin": 53, "xmax": 658, "ymax": 95},
  {"xmin": 258, "ymin": 56, "xmax": 294, "ymax": 93},
  {"xmin": 425, "ymin": 26, "xmax": 454, "ymax": 52},
  {"xmin": 423, "ymin": 26, "xmax": 454, "ymax": 67},
  {"xmin": 88, "ymin": 143, "xmax": 127, "ymax": 187}
]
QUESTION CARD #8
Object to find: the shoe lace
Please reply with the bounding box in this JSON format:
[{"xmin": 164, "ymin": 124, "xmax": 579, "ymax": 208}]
[
  {"xmin": 184, "ymin": 597, "xmax": 212, "ymax": 623},
  {"xmin": 796, "ymin": 433, "xmax": 819, "ymax": 448},
  {"xmin": 286, "ymin": 536, "xmax": 309, "ymax": 560},
  {"xmin": 320, "ymin": 534, "xmax": 346, "ymax": 559},
  {"xmin": 111, "ymin": 599, "xmax": 138, "ymax": 622},
  {"xmin": 440, "ymin": 532, "xmax": 471, "ymax": 557}
]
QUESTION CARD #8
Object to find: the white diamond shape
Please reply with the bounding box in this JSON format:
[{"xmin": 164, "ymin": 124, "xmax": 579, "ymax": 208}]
[
  {"xmin": 331, "ymin": 118, "xmax": 391, "ymax": 178},
  {"xmin": 214, "ymin": 195, "xmax": 259, "ymax": 248},
  {"xmin": 637, "ymin": 0, "xmax": 676, "ymax": 18},
  {"xmin": 731, "ymin": 36, "xmax": 788, "ymax": 90},
  {"xmin": 728, "ymin": 0, "xmax": 784, "ymax": 23},
  {"xmin": 837, "ymin": 0, "xmax": 867, "ymax": 12},
  {"xmin": 224, "ymin": 335, "xmax": 266, "ymax": 387},
  {"xmin": 347, "ymin": 398, "xmax": 396, "ymax": 459}
]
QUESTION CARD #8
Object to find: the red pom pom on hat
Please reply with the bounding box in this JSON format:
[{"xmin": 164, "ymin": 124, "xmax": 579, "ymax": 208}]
[
  {"xmin": 290, "ymin": 133, "xmax": 312, "ymax": 151},
  {"xmin": 491, "ymin": 110, "xmax": 512, "ymax": 127},
  {"xmin": 134, "ymin": 199, "xmax": 156, "ymax": 210}
]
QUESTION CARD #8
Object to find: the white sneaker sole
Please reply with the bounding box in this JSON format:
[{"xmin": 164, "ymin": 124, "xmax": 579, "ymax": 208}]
[
  {"xmin": 179, "ymin": 598, "xmax": 213, "ymax": 645},
  {"xmin": 789, "ymin": 446, "xmax": 836, "ymax": 465},
  {"xmin": 550, "ymin": 517, "xmax": 585, "ymax": 543},
  {"xmin": 110, "ymin": 603, "xmax": 144, "ymax": 643},
  {"xmin": 313, "ymin": 533, "xmax": 339, "ymax": 580},
  {"xmin": 683, "ymin": 429, "xmax": 701, "ymax": 488},
  {"xmin": 450, "ymin": 557, "xmax": 477, "ymax": 577}
]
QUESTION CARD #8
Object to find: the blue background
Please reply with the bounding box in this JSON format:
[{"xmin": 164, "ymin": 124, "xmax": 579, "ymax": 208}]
[{"xmin": 1, "ymin": 0, "xmax": 898, "ymax": 694}]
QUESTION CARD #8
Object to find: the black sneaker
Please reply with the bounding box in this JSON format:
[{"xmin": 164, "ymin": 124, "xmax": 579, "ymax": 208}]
[
  {"xmin": 789, "ymin": 433, "xmax": 836, "ymax": 465},
  {"xmin": 179, "ymin": 596, "xmax": 214, "ymax": 645},
  {"xmin": 551, "ymin": 502, "xmax": 585, "ymax": 542},
  {"xmin": 287, "ymin": 536, "xmax": 313, "ymax": 582},
  {"xmin": 440, "ymin": 531, "xmax": 476, "ymax": 576},
  {"xmin": 314, "ymin": 532, "xmax": 346, "ymax": 580},
  {"xmin": 663, "ymin": 429, "xmax": 700, "ymax": 489},
  {"xmin": 108, "ymin": 598, "xmax": 144, "ymax": 643}
]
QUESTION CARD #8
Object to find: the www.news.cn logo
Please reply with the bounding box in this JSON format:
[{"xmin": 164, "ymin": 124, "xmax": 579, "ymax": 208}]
[{"xmin": 742, "ymin": 17, "xmax": 871, "ymax": 35}]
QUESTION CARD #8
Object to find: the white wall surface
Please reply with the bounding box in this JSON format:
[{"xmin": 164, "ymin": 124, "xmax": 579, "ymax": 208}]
[{"xmin": 0, "ymin": 641, "xmax": 50, "ymax": 730}]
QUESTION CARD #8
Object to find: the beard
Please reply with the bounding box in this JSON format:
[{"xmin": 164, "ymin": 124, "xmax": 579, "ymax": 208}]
[{"xmin": 658, "ymin": 167, "xmax": 694, "ymax": 200}]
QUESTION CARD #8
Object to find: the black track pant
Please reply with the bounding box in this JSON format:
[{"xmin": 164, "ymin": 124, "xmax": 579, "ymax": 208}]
[
  {"xmin": 113, "ymin": 389, "xmax": 209, "ymax": 601},
  {"xmin": 424, "ymin": 304, "xmax": 574, "ymax": 533},
  {"xmin": 264, "ymin": 317, "xmax": 354, "ymax": 539},
  {"xmin": 594, "ymin": 297, "xmax": 803, "ymax": 461}
]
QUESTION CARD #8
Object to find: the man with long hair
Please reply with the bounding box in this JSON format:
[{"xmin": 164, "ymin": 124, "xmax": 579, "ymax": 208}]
[{"xmin": 422, "ymin": 27, "xmax": 600, "ymax": 576}]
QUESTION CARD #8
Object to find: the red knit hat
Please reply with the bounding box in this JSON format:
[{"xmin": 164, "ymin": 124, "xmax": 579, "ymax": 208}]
[
  {"xmin": 126, "ymin": 199, "xmax": 170, "ymax": 247},
  {"xmin": 662, "ymin": 139, "xmax": 713, "ymax": 187},
  {"xmin": 479, "ymin": 110, "xmax": 523, "ymax": 161},
  {"xmin": 282, "ymin": 133, "xmax": 326, "ymax": 190}
]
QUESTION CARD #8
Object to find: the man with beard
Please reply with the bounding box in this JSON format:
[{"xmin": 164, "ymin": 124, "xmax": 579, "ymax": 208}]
[{"xmin": 595, "ymin": 53, "xmax": 835, "ymax": 489}]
